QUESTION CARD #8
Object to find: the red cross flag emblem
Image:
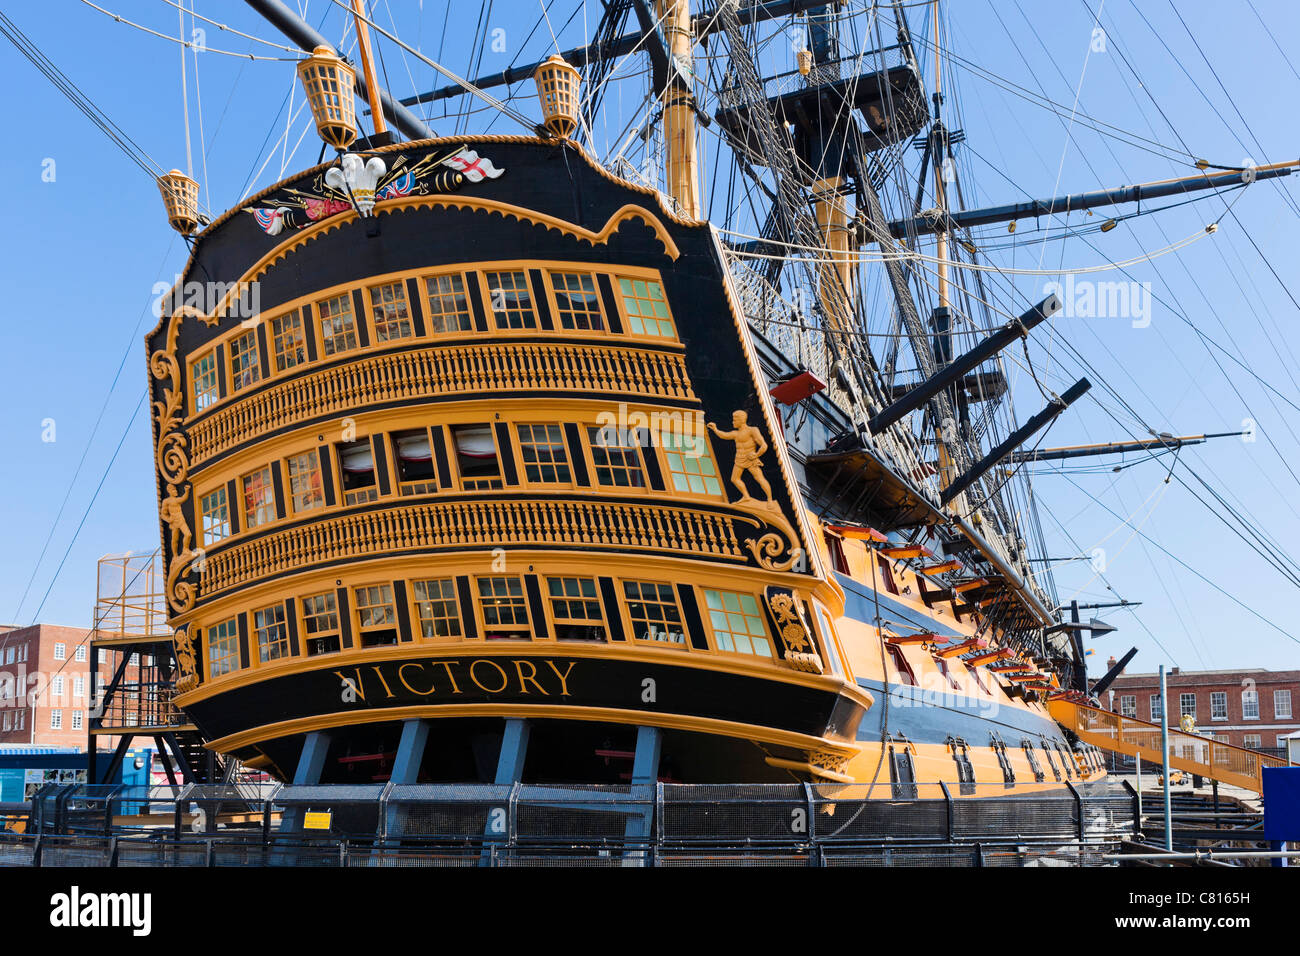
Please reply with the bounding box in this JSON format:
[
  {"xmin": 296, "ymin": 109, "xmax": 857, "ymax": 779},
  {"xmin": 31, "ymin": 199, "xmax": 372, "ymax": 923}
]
[{"xmin": 443, "ymin": 149, "xmax": 505, "ymax": 182}]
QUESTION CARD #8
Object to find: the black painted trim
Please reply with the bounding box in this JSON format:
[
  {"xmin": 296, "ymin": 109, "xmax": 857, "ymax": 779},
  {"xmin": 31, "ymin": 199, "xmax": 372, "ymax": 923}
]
[
  {"xmin": 351, "ymin": 289, "xmax": 370, "ymax": 347},
  {"xmin": 563, "ymin": 422, "xmax": 589, "ymax": 486},
  {"xmin": 494, "ymin": 422, "xmax": 518, "ymax": 485},
  {"xmin": 676, "ymin": 584, "xmax": 709, "ymax": 651},
  {"xmin": 529, "ymin": 269, "xmax": 554, "ymax": 331},
  {"xmin": 524, "ymin": 575, "xmax": 548, "ymax": 640},
  {"xmin": 337, "ymin": 587, "xmax": 353, "ymax": 650},
  {"xmin": 430, "ymin": 425, "xmax": 452, "ymax": 489},
  {"xmin": 371, "ymin": 433, "xmax": 392, "ymax": 496},
  {"xmin": 284, "ymin": 599, "xmax": 301, "ymax": 658},
  {"xmin": 405, "ymin": 277, "xmax": 426, "ymax": 337},
  {"xmin": 598, "ymin": 577, "xmax": 625, "ymax": 642},
  {"xmin": 393, "ymin": 579, "xmax": 413, "ymax": 643},
  {"xmin": 595, "ymin": 273, "xmax": 623, "ymax": 334},
  {"xmin": 455, "ymin": 576, "xmax": 478, "ymax": 639}
]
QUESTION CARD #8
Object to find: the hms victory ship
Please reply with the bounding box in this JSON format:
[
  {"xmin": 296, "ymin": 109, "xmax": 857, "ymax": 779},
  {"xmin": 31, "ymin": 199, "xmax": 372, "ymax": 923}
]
[{"xmin": 112, "ymin": 0, "xmax": 1290, "ymax": 803}]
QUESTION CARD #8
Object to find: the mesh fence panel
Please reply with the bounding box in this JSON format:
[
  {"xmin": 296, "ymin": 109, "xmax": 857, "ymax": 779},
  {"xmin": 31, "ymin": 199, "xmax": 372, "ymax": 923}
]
[
  {"xmin": 951, "ymin": 786, "xmax": 1079, "ymax": 839},
  {"xmin": 660, "ymin": 784, "xmax": 809, "ymax": 843},
  {"xmin": 822, "ymin": 847, "xmax": 979, "ymax": 867},
  {"xmin": 493, "ymin": 847, "xmax": 639, "ymax": 867},
  {"xmin": 114, "ymin": 840, "xmax": 209, "ymax": 867},
  {"xmin": 346, "ymin": 847, "xmax": 482, "ymax": 867},
  {"xmin": 40, "ymin": 835, "xmax": 112, "ymax": 866},
  {"xmin": 386, "ymin": 784, "xmax": 513, "ymax": 841},
  {"xmin": 811, "ymin": 784, "xmax": 953, "ymax": 841},
  {"xmin": 0, "ymin": 835, "xmax": 35, "ymax": 865},
  {"xmin": 656, "ymin": 849, "xmax": 814, "ymax": 866},
  {"xmin": 515, "ymin": 785, "xmax": 648, "ymax": 843}
]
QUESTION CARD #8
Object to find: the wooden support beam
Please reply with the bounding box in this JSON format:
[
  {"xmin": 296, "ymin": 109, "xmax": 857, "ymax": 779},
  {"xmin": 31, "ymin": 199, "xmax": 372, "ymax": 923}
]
[
  {"xmin": 936, "ymin": 638, "xmax": 983, "ymax": 658},
  {"xmin": 886, "ymin": 632, "xmax": 939, "ymax": 645},
  {"xmin": 918, "ymin": 559, "xmax": 962, "ymax": 576}
]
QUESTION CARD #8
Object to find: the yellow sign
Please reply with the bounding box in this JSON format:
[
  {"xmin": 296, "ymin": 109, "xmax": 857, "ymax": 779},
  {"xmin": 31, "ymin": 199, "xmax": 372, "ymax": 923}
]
[{"xmin": 303, "ymin": 811, "xmax": 333, "ymax": 831}]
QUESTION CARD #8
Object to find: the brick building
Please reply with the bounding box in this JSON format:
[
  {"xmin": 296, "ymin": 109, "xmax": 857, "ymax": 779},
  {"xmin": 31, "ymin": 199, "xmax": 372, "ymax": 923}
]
[
  {"xmin": 1103, "ymin": 659, "xmax": 1300, "ymax": 753},
  {"xmin": 0, "ymin": 624, "xmax": 108, "ymax": 749}
]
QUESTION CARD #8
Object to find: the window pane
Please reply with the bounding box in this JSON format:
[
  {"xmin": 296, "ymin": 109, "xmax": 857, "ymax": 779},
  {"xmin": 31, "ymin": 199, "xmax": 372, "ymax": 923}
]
[
  {"xmin": 229, "ymin": 329, "xmax": 262, "ymax": 391},
  {"xmin": 301, "ymin": 592, "xmax": 341, "ymax": 656},
  {"xmin": 476, "ymin": 577, "xmax": 530, "ymax": 637},
  {"xmin": 517, "ymin": 424, "xmax": 570, "ymax": 484},
  {"xmin": 318, "ymin": 292, "xmax": 358, "ymax": 355},
  {"xmin": 618, "ymin": 276, "xmax": 675, "ymax": 338},
  {"xmin": 662, "ymin": 431, "xmax": 721, "ymax": 496},
  {"xmin": 702, "ymin": 588, "xmax": 771, "ymax": 657},
  {"xmin": 255, "ymin": 604, "xmax": 289, "ymax": 663},
  {"xmin": 354, "ymin": 584, "xmax": 398, "ymax": 647},
  {"xmin": 551, "ymin": 272, "xmax": 604, "ymax": 331},
  {"xmin": 369, "ymin": 281, "xmax": 413, "ymax": 342},
  {"xmin": 192, "ymin": 352, "xmax": 219, "ymax": 410},
  {"xmin": 547, "ymin": 576, "xmax": 606, "ymax": 642},
  {"xmin": 242, "ymin": 466, "xmax": 277, "ymax": 529},
  {"xmin": 484, "ymin": 271, "xmax": 537, "ymax": 329},
  {"xmin": 271, "ymin": 311, "xmax": 307, "ymax": 371},
  {"xmin": 425, "ymin": 274, "xmax": 474, "ymax": 333},
  {"xmin": 623, "ymin": 580, "xmax": 685, "ymax": 644},
  {"xmin": 587, "ymin": 426, "xmax": 645, "ymax": 488},
  {"xmin": 207, "ymin": 618, "xmax": 240, "ymax": 676},
  {"xmin": 201, "ymin": 487, "xmax": 230, "ymax": 544},
  {"xmin": 287, "ymin": 450, "xmax": 324, "ymax": 512},
  {"xmin": 413, "ymin": 579, "xmax": 461, "ymax": 639}
]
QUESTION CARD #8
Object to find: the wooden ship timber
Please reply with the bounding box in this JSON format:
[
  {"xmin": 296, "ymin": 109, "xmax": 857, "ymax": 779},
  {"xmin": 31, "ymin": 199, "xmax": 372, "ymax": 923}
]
[{"xmin": 140, "ymin": 1, "xmax": 1286, "ymax": 797}]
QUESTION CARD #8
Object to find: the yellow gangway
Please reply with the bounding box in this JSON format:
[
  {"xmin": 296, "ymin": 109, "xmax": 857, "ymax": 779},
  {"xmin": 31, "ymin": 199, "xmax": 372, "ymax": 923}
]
[{"xmin": 1048, "ymin": 699, "xmax": 1288, "ymax": 793}]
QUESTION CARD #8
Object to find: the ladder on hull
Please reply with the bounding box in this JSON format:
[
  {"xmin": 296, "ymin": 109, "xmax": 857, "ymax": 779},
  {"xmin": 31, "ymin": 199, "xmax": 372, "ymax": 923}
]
[{"xmin": 1048, "ymin": 699, "xmax": 1287, "ymax": 793}]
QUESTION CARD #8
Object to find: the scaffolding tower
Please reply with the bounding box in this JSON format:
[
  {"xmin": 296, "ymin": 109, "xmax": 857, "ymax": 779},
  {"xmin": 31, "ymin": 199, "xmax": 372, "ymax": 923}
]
[{"xmin": 87, "ymin": 551, "xmax": 218, "ymax": 784}]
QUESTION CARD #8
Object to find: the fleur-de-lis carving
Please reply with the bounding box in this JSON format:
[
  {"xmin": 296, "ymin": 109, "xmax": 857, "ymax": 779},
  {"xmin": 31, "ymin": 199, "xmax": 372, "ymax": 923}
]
[{"xmin": 325, "ymin": 152, "xmax": 388, "ymax": 218}]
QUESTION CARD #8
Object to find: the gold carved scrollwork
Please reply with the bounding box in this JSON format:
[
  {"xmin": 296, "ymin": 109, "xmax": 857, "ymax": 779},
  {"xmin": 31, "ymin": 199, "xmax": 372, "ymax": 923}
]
[
  {"xmin": 151, "ymin": 305, "xmax": 205, "ymax": 614},
  {"xmin": 764, "ymin": 587, "xmax": 824, "ymax": 674},
  {"xmin": 173, "ymin": 625, "xmax": 199, "ymax": 694},
  {"xmin": 808, "ymin": 749, "xmax": 851, "ymax": 777}
]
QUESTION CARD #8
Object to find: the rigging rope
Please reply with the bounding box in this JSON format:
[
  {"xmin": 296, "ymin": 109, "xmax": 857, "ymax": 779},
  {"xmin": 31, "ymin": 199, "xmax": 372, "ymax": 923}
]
[{"xmin": 76, "ymin": 0, "xmax": 303, "ymax": 59}]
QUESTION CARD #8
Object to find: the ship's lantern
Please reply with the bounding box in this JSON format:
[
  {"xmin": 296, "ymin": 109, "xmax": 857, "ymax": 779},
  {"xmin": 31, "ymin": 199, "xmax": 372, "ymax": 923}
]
[
  {"xmin": 157, "ymin": 169, "xmax": 200, "ymax": 235},
  {"xmin": 534, "ymin": 54, "xmax": 581, "ymax": 138},
  {"xmin": 298, "ymin": 45, "xmax": 358, "ymax": 150}
]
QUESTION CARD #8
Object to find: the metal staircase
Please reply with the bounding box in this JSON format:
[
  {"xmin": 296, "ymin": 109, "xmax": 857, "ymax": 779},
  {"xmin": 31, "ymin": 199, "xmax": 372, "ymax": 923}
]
[
  {"xmin": 87, "ymin": 552, "xmax": 220, "ymax": 785},
  {"xmin": 1049, "ymin": 699, "xmax": 1287, "ymax": 793}
]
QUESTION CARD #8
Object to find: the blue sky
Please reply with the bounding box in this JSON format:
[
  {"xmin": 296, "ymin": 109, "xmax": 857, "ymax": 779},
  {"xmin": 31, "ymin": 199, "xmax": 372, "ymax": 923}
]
[{"xmin": 1, "ymin": 1, "xmax": 1297, "ymax": 676}]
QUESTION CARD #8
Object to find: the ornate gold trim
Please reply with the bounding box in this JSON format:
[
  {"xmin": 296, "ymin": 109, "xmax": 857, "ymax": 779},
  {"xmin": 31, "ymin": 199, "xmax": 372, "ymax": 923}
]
[
  {"xmin": 151, "ymin": 305, "xmax": 205, "ymax": 614},
  {"xmin": 173, "ymin": 625, "xmax": 199, "ymax": 693},
  {"xmin": 765, "ymin": 587, "xmax": 825, "ymax": 674}
]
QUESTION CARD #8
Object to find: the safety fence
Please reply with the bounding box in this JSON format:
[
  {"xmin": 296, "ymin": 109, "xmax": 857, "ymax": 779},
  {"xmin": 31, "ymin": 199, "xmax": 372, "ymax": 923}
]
[
  {"xmin": 0, "ymin": 779, "xmax": 1141, "ymax": 866},
  {"xmin": 0, "ymin": 832, "xmax": 1121, "ymax": 867}
]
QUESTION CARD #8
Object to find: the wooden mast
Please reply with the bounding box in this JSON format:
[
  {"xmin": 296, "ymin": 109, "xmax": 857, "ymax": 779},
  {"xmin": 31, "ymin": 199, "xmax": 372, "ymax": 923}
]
[
  {"xmin": 656, "ymin": 0, "xmax": 699, "ymax": 217},
  {"xmin": 931, "ymin": 0, "xmax": 958, "ymax": 504},
  {"xmin": 350, "ymin": 0, "xmax": 388, "ymax": 137}
]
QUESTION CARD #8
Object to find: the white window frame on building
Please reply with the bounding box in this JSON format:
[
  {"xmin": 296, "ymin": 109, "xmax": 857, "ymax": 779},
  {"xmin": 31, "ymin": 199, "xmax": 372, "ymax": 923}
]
[
  {"xmin": 1242, "ymin": 689, "xmax": 1260, "ymax": 720},
  {"xmin": 53, "ymin": 643, "xmax": 66, "ymax": 661},
  {"xmin": 1150, "ymin": 695, "xmax": 1163, "ymax": 721},
  {"xmin": 1119, "ymin": 695, "xmax": 1136, "ymax": 718},
  {"xmin": 1179, "ymin": 693, "xmax": 1196, "ymax": 718},
  {"xmin": 50, "ymin": 709, "xmax": 62, "ymax": 729},
  {"xmin": 1275, "ymin": 689, "xmax": 1292, "ymax": 720},
  {"xmin": 1210, "ymin": 691, "xmax": 1227, "ymax": 721}
]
